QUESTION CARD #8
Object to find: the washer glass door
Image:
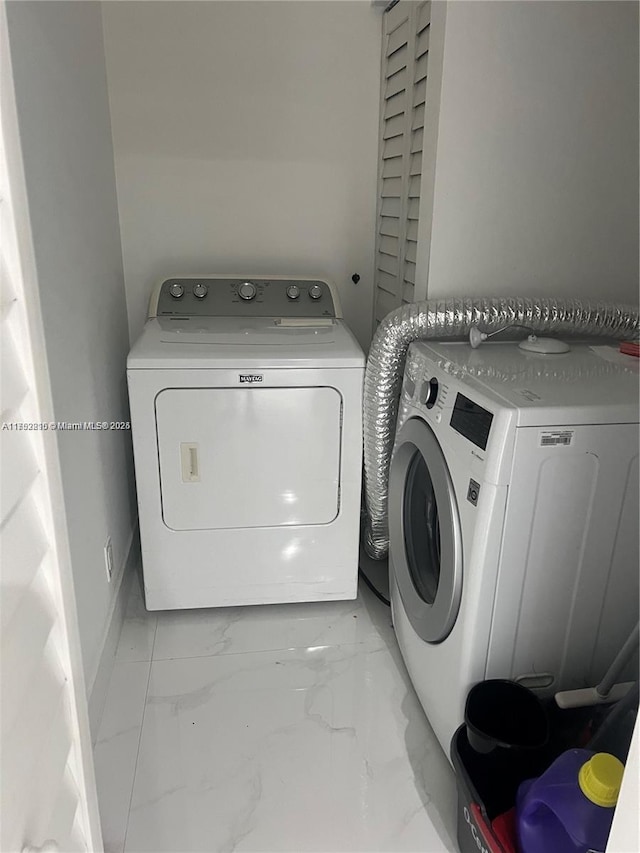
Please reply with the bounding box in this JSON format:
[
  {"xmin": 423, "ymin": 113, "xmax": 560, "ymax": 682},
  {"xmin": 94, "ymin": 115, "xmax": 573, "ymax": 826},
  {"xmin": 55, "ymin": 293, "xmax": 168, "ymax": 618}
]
[
  {"xmin": 404, "ymin": 452, "xmax": 441, "ymax": 604},
  {"xmin": 390, "ymin": 417, "xmax": 462, "ymax": 643}
]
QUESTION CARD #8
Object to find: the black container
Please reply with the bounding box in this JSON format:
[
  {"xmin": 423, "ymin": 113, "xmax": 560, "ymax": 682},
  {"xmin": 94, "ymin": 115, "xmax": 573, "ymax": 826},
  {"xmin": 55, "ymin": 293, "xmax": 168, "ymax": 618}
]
[
  {"xmin": 451, "ymin": 725, "xmax": 551, "ymax": 853},
  {"xmin": 452, "ymin": 688, "xmax": 595, "ymax": 853},
  {"xmin": 465, "ymin": 679, "xmax": 549, "ymax": 754}
]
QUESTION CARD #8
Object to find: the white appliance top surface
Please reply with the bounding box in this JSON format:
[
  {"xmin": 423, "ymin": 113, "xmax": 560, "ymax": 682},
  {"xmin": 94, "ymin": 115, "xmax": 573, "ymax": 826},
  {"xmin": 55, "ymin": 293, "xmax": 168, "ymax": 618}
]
[
  {"xmin": 128, "ymin": 317, "xmax": 365, "ymax": 369},
  {"xmin": 412, "ymin": 341, "xmax": 640, "ymax": 425}
]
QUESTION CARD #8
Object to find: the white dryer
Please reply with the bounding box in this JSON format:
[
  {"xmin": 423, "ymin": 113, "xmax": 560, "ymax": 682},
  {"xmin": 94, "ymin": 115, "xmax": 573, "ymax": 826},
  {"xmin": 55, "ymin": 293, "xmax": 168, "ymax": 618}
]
[
  {"xmin": 389, "ymin": 341, "xmax": 639, "ymax": 757},
  {"xmin": 127, "ymin": 276, "xmax": 364, "ymax": 610}
]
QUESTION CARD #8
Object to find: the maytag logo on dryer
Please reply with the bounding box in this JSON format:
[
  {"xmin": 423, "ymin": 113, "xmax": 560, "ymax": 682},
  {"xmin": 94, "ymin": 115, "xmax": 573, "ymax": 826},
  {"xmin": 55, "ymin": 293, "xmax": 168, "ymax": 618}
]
[{"xmin": 239, "ymin": 374, "xmax": 264, "ymax": 384}]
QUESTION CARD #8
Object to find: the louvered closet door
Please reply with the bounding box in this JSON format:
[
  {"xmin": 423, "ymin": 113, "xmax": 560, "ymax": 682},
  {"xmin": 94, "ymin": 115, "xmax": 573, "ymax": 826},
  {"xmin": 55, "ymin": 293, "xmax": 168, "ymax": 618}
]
[
  {"xmin": 0, "ymin": 10, "xmax": 102, "ymax": 851},
  {"xmin": 374, "ymin": 1, "xmax": 431, "ymax": 324}
]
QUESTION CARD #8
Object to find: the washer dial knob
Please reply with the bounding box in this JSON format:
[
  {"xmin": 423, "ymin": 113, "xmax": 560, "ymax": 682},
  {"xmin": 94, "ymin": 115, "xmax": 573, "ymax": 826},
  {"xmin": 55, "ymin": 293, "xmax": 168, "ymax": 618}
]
[
  {"xmin": 286, "ymin": 285, "xmax": 300, "ymax": 300},
  {"xmin": 309, "ymin": 284, "xmax": 323, "ymax": 300},
  {"xmin": 193, "ymin": 282, "xmax": 208, "ymax": 299},
  {"xmin": 169, "ymin": 282, "xmax": 185, "ymax": 298},
  {"xmin": 424, "ymin": 377, "xmax": 439, "ymax": 409},
  {"xmin": 238, "ymin": 281, "xmax": 257, "ymax": 300}
]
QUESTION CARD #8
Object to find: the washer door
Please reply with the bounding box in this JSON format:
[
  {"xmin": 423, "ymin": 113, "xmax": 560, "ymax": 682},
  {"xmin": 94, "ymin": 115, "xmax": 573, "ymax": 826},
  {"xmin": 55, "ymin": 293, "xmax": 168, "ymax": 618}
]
[{"xmin": 390, "ymin": 417, "xmax": 463, "ymax": 643}]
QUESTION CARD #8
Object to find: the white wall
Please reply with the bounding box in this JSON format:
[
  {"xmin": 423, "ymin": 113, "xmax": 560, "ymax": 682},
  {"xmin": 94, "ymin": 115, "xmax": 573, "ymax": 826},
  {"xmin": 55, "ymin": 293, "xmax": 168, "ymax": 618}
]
[
  {"xmin": 6, "ymin": 2, "xmax": 136, "ymax": 689},
  {"xmin": 421, "ymin": 0, "xmax": 639, "ymax": 302},
  {"xmin": 102, "ymin": 1, "xmax": 381, "ymax": 350}
]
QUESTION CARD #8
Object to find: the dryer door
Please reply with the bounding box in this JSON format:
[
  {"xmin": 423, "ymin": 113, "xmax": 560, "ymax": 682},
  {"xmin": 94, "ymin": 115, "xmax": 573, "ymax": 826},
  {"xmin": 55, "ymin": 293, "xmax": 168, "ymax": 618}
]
[
  {"xmin": 155, "ymin": 386, "xmax": 342, "ymax": 530},
  {"xmin": 390, "ymin": 418, "xmax": 463, "ymax": 643}
]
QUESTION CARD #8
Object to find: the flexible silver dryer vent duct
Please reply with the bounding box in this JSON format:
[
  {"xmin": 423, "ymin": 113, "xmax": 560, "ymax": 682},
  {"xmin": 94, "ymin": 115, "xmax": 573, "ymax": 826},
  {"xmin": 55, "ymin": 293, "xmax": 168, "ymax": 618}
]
[{"xmin": 363, "ymin": 297, "xmax": 639, "ymax": 560}]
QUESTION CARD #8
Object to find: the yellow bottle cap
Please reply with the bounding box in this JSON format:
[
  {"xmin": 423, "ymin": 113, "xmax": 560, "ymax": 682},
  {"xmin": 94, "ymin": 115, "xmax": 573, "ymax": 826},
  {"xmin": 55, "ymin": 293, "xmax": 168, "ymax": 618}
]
[{"xmin": 578, "ymin": 753, "xmax": 625, "ymax": 808}]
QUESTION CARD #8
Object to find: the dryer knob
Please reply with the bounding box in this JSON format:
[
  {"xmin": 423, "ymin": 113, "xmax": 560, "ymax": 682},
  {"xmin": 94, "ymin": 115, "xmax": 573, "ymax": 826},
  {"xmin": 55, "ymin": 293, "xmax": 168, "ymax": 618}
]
[
  {"xmin": 238, "ymin": 281, "xmax": 257, "ymax": 300},
  {"xmin": 309, "ymin": 284, "xmax": 323, "ymax": 300},
  {"xmin": 193, "ymin": 283, "xmax": 208, "ymax": 299},
  {"xmin": 169, "ymin": 282, "xmax": 185, "ymax": 298},
  {"xmin": 286, "ymin": 285, "xmax": 301, "ymax": 300}
]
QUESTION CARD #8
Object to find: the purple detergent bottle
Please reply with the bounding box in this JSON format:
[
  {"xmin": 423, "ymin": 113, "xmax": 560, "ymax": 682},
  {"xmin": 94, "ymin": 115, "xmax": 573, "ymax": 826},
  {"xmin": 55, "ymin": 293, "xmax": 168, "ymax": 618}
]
[{"xmin": 516, "ymin": 749, "xmax": 624, "ymax": 853}]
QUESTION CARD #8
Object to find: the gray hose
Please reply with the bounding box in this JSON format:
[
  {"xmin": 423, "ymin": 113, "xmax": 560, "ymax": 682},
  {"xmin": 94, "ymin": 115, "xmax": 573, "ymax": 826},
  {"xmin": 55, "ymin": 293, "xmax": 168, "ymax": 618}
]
[{"xmin": 363, "ymin": 296, "xmax": 639, "ymax": 559}]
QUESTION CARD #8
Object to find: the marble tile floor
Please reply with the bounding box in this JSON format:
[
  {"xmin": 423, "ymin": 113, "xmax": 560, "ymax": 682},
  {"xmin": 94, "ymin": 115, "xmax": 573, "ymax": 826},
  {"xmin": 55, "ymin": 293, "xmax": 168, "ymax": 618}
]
[{"xmin": 93, "ymin": 571, "xmax": 458, "ymax": 853}]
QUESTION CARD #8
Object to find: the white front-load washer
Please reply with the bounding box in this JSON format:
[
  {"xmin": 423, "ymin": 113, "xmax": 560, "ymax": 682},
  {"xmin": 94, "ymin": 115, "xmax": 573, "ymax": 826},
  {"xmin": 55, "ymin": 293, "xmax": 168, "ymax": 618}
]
[
  {"xmin": 389, "ymin": 341, "xmax": 639, "ymax": 757},
  {"xmin": 127, "ymin": 276, "xmax": 364, "ymax": 610}
]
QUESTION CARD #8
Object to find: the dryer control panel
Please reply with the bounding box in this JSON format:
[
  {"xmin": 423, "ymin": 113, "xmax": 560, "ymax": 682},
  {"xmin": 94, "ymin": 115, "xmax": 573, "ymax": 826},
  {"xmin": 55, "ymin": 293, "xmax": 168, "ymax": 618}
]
[{"xmin": 151, "ymin": 277, "xmax": 339, "ymax": 319}]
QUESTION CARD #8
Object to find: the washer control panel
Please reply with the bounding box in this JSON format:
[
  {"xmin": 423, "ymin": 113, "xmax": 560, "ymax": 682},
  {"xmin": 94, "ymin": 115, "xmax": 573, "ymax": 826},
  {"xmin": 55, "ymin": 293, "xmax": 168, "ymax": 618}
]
[
  {"xmin": 421, "ymin": 377, "xmax": 439, "ymax": 409},
  {"xmin": 402, "ymin": 366, "xmax": 452, "ymax": 427},
  {"xmin": 154, "ymin": 278, "xmax": 337, "ymax": 318}
]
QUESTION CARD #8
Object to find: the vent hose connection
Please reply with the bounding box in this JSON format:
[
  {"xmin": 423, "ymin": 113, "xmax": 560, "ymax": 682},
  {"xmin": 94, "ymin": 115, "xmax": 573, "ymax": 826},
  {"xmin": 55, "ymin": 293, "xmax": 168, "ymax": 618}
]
[{"xmin": 363, "ymin": 296, "xmax": 639, "ymax": 560}]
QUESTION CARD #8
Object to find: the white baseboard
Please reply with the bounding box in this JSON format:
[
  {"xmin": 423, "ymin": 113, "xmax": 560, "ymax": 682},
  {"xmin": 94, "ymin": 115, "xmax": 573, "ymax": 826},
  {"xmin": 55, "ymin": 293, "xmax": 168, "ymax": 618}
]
[{"xmin": 88, "ymin": 524, "xmax": 140, "ymax": 742}]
